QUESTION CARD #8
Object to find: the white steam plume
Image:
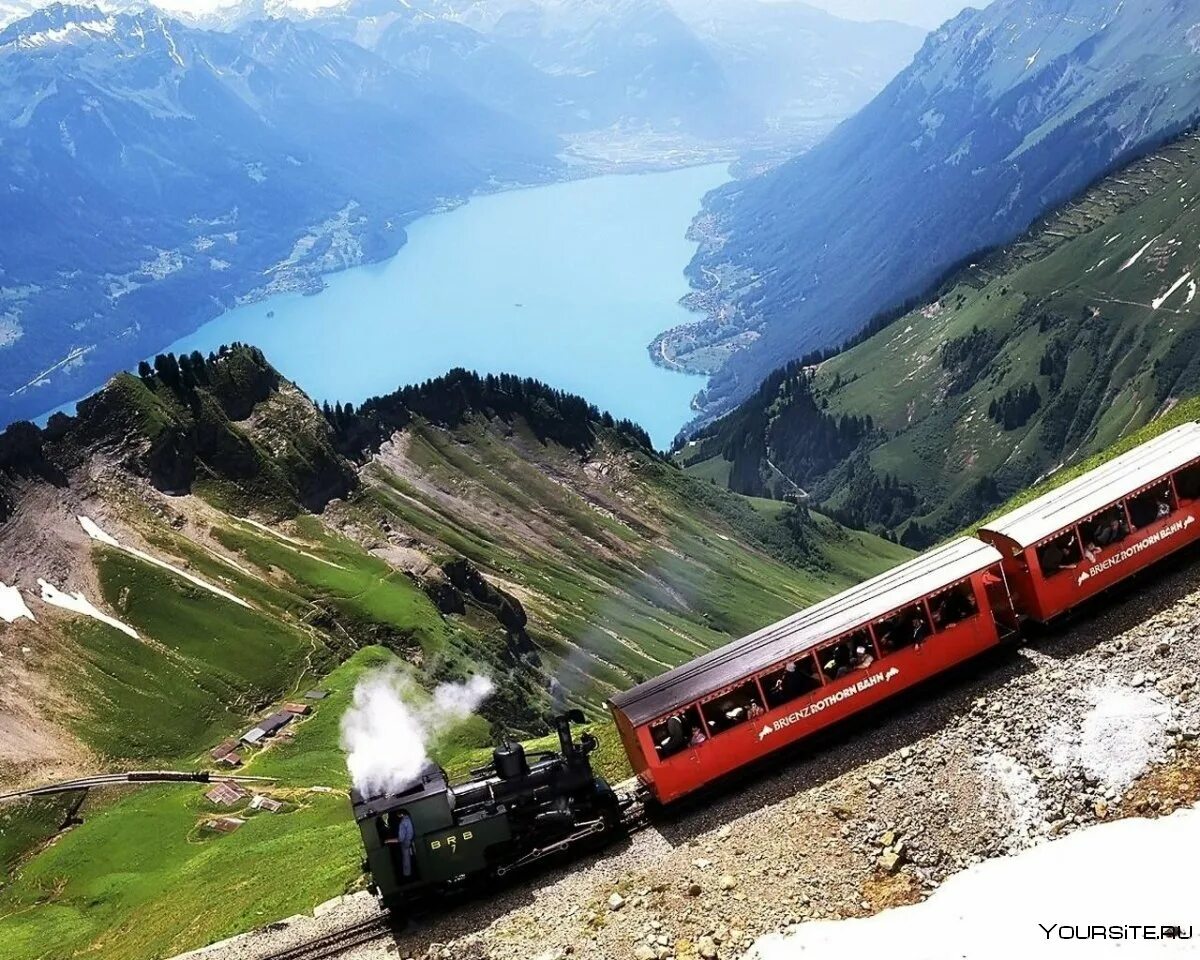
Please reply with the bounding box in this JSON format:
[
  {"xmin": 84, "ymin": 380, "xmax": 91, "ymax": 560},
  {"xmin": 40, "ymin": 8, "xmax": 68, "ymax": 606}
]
[{"xmin": 340, "ymin": 667, "xmax": 494, "ymax": 796}]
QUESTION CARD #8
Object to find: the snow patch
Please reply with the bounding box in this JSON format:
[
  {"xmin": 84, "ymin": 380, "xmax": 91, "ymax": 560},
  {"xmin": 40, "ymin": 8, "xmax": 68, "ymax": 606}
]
[
  {"xmin": 1186, "ymin": 280, "xmax": 1197, "ymax": 306},
  {"xmin": 0, "ymin": 581, "xmax": 35, "ymax": 624},
  {"xmin": 38, "ymin": 579, "xmax": 137, "ymax": 639},
  {"xmin": 1187, "ymin": 23, "xmax": 1200, "ymax": 55},
  {"xmin": 1118, "ymin": 235, "xmax": 1159, "ymax": 272},
  {"xmin": 8, "ymin": 18, "xmax": 115, "ymax": 50},
  {"xmin": 1041, "ymin": 683, "xmax": 1171, "ymax": 793},
  {"xmin": 979, "ymin": 753, "xmax": 1040, "ymax": 846},
  {"xmin": 749, "ymin": 805, "xmax": 1200, "ymax": 960},
  {"xmin": 79, "ymin": 516, "xmax": 252, "ymax": 609},
  {"xmin": 0, "ymin": 311, "xmax": 22, "ymax": 349},
  {"xmin": 1152, "ymin": 272, "xmax": 1192, "ymax": 310}
]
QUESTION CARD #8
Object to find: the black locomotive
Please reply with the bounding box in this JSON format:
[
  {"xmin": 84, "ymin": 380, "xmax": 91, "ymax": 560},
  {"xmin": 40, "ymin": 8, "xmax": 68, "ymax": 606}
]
[{"xmin": 352, "ymin": 710, "xmax": 623, "ymax": 911}]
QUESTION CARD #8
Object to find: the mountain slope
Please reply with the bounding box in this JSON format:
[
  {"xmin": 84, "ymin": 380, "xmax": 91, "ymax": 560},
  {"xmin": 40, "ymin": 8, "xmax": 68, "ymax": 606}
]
[
  {"xmin": 0, "ymin": 345, "xmax": 909, "ymax": 778},
  {"xmin": 0, "ymin": 347, "xmax": 909, "ymax": 957},
  {"xmin": 680, "ymin": 129, "xmax": 1200, "ymax": 544},
  {"xmin": 0, "ymin": 3, "xmax": 558, "ymax": 427},
  {"xmin": 675, "ymin": 0, "xmax": 1200, "ymax": 417}
]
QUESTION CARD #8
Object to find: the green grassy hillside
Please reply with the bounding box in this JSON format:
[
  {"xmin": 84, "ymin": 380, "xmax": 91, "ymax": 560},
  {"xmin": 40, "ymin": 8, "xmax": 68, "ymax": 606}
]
[
  {"xmin": 0, "ymin": 351, "xmax": 910, "ymax": 960},
  {"xmin": 683, "ymin": 130, "xmax": 1200, "ymax": 544}
]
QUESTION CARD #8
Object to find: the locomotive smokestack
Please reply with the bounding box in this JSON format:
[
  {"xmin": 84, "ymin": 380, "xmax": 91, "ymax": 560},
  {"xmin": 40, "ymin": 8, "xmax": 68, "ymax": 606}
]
[
  {"xmin": 493, "ymin": 740, "xmax": 529, "ymax": 780},
  {"xmin": 555, "ymin": 709, "xmax": 586, "ymax": 757}
]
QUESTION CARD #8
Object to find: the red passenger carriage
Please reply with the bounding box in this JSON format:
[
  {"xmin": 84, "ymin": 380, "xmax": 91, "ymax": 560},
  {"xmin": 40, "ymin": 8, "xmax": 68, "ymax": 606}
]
[
  {"xmin": 977, "ymin": 422, "xmax": 1200, "ymax": 622},
  {"xmin": 609, "ymin": 538, "xmax": 1016, "ymax": 803}
]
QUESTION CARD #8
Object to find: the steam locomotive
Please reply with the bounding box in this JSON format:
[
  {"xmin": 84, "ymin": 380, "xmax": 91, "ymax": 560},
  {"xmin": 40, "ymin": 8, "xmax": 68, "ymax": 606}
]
[{"xmin": 352, "ymin": 710, "xmax": 623, "ymax": 911}]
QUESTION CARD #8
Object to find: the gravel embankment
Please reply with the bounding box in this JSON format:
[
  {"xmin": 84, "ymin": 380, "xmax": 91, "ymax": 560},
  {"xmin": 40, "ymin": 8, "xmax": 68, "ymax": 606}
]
[{"xmin": 181, "ymin": 558, "xmax": 1200, "ymax": 960}]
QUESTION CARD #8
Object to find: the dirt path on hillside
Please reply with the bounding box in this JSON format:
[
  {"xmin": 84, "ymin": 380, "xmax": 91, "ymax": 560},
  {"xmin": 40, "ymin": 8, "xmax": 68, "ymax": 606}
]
[{"xmin": 181, "ymin": 553, "xmax": 1200, "ymax": 960}]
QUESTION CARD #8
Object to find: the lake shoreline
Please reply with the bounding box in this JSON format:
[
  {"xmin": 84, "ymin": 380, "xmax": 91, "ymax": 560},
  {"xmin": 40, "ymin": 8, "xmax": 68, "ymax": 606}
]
[
  {"xmin": 31, "ymin": 156, "xmax": 737, "ymax": 434},
  {"xmin": 136, "ymin": 163, "xmax": 732, "ymax": 449}
]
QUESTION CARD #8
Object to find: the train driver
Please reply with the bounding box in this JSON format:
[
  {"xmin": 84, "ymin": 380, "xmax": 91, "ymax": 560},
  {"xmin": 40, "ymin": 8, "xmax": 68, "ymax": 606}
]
[{"xmin": 386, "ymin": 810, "xmax": 416, "ymax": 878}]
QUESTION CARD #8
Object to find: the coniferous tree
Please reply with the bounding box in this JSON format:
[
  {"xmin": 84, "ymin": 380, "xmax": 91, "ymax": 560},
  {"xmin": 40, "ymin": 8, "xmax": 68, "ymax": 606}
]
[{"xmin": 153, "ymin": 353, "xmax": 181, "ymax": 390}]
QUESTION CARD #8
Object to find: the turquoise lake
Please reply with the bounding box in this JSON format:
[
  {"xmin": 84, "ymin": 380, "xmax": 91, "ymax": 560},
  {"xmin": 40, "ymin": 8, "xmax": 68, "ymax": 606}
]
[{"xmin": 164, "ymin": 163, "xmax": 729, "ymax": 448}]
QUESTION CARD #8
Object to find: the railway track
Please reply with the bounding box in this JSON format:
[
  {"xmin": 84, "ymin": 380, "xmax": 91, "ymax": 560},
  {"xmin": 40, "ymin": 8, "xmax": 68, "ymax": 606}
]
[{"xmin": 257, "ymin": 917, "xmax": 395, "ymax": 960}]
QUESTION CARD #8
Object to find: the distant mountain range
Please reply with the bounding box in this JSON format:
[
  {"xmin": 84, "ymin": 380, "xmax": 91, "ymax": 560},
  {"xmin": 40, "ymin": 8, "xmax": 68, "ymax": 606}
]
[
  {"xmin": 793, "ymin": 0, "xmax": 987, "ymax": 30},
  {"xmin": 673, "ymin": 0, "xmax": 1200, "ymax": 420},
  {"xmin": 190, "ymin": 0, "xmax": 927, "ymax": 150},
  {"xmin": 0, "ymin": 0, "xmax": 923, "ymax": 429}
]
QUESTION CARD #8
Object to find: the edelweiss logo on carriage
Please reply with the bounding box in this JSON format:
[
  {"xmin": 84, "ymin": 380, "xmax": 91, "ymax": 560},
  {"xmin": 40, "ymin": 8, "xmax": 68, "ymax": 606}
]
[
  {"xmin": 758, "ymin": 667, "xmax": 900, "ymax": 740},
  {"xmin": 1076, "ymin": 515, "xmax": 1195, "ymax": 586}
]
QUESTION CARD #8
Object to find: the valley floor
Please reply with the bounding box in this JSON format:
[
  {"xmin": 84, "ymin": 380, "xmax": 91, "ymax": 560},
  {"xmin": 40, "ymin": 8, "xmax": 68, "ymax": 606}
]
[{"xmin": 184, "ymin": 545, "xmax": 1200, "ymax": 960}]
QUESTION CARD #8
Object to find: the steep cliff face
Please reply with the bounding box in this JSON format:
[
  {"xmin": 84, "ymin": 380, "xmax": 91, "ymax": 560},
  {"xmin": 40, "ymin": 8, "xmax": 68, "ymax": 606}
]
[{"xmin": 681, "ymin": 0, "xmax": 1200, "ymax": 415}]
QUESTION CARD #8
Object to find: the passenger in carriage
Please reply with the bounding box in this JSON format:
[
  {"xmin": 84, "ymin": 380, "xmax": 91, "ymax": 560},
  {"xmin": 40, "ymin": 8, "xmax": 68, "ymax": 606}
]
[
  {"xmin": 821, "ymin": 649, "xmax": 846, "ymax": 679},
  {"xmin": 1039, "ymin": 532, "xmax": 1081, "ymax": 572},
  {"xmin": 1091, "ymin": 514, "xmax": 1127, "ymax": 548},
  {"xmin": 656, "ymin": 714, "xmax": 688, "ymax": 755},
  {"xmin": 748, "ymin": 699, "xmax": 764, "ymax": 719},
  {"xmin": 770, "ymin": 668, "xmax": 789, "ymax": 701},
  {"xmin": 933, "ymin": 587, "xmax": 978, "ymax": 629},
  {"xmin": 1157, "ymin": 493, "xmax": 1173, "ymax": 519},
  {"xmin": 910, "ymin": 613, "xmax": 928, "ymax": 646},
  {"xmin": 689, "ymin": 725, "xmax": 707, "ymax": 747},
  {"xmin": 849, "ymin": 641, "xmax": 874, "ymax": 670}
]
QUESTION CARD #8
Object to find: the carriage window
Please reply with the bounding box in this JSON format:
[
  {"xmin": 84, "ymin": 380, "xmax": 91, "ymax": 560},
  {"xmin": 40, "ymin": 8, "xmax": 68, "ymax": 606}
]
[
  {"xmin": 1176, "ymin": 463, "xmax": 1200, "ymax": 502},
  {"xmin": 930, "ymin": 583, "xmax": 978, "ymax": 631},
  {"xmin": 1037, "ymin": 530, "xmax": 1083, "ymax": 576},
  {"xmin": 874, "ymin": 604, "xmax": 930, "ymax": 654},
  {"xmin": 761, "ymin": 655, "xmax": 822, "ymax": 709},
  {"xmin": 649, "ymin": 705, "xmax": 705, "ymax": 759},
  {"xmin": 1127, "ymin": 484, "xmax": 1175, "ymax": 529},
  {"xmin": 700, "ymin": 680, "xmax": 764, "ymax": 736},
  {"xmin": 816, "ymin": 629, "xmax": 876, "ymax": 681},
  {"xmin": 1079, "ymin": 507, "xmax": 1128, "ymax": 557}
]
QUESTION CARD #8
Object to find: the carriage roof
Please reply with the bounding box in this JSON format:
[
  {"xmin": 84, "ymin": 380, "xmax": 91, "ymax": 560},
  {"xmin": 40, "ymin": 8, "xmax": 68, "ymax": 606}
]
[{"xmin": 979, "ymin": 422, "xmax": 1200, "ymax": 549}]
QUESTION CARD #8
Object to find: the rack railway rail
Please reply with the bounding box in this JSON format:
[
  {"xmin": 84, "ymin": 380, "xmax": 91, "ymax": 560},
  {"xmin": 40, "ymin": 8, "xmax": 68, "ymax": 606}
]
[{"xmin": 255, "ymin": 917, "xmax": 396, "ymax": 960}]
